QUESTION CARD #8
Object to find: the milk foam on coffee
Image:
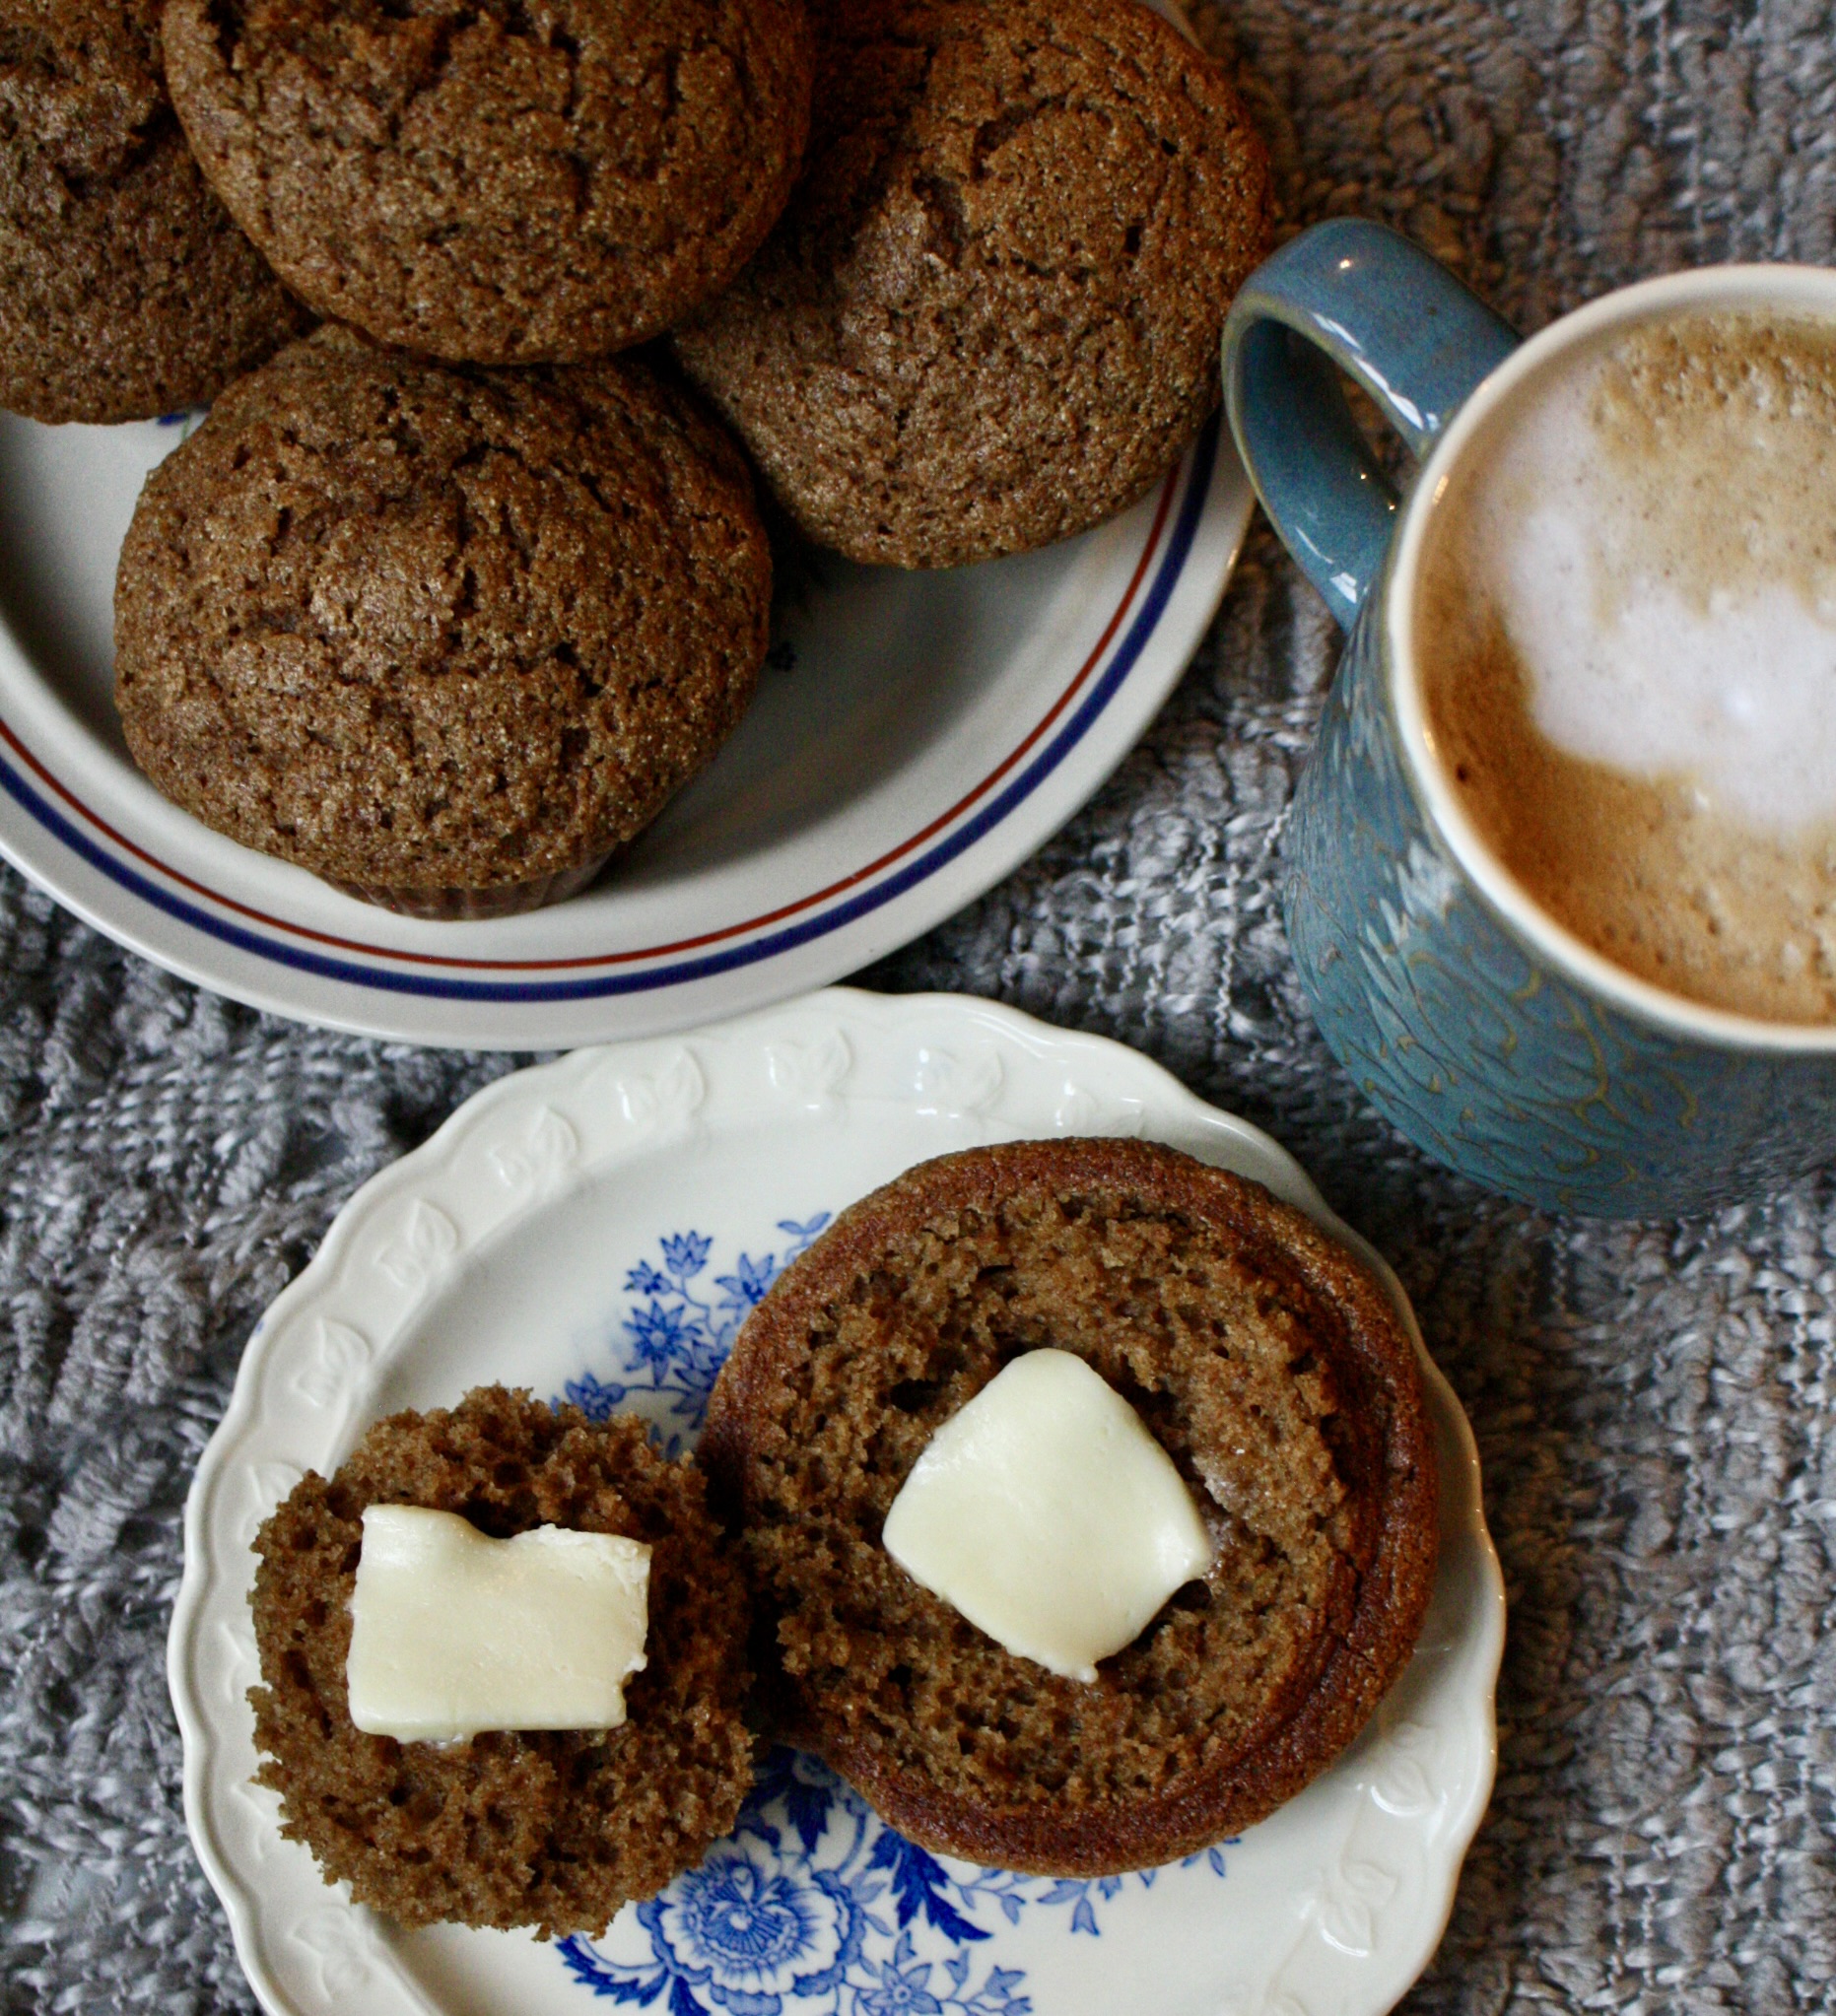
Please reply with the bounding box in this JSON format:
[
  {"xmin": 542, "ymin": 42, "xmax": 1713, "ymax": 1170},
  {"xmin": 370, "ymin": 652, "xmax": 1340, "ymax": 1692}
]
[{"xmin": 1418, "ymin": 308, "xmax": 1836, "ymax": 1023}]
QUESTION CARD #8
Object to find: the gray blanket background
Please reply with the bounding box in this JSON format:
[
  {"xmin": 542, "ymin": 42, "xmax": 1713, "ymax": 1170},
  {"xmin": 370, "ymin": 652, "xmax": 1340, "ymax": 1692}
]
[{"xmin": 5, "ymin": 0, "xmax": 1836, "ymax": 2006}]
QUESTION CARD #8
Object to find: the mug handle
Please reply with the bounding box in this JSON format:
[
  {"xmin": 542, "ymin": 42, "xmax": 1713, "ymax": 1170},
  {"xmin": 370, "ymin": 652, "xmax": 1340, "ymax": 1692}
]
[{"xmin": 1222, "ymin": 219, "xmax": 1520, "ymax": 629}]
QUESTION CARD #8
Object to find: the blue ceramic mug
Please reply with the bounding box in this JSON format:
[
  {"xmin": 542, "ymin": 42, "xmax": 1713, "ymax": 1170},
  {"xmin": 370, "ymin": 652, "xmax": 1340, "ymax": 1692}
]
[{"xmin": 1221, "ymin": 219, "xmax": 1836, "ymax": 1217}]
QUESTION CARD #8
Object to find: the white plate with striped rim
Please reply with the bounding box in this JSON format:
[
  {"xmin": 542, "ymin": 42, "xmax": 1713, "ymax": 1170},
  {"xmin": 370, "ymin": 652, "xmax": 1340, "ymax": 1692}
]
[{"xmin": 0, "ymin": 401, "xmax": 1250, "ymax": 1047}]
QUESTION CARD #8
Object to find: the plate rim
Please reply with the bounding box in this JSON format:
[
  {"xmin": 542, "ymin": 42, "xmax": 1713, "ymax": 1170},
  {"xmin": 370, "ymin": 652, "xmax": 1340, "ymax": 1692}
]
[
  {"xmin": 0, "ymin": 424, "xmax": 1251, "ymax": 1047},
  {"xmin": 169, "ymin": 986, "xmax": 1506, "ymax": 2016}
]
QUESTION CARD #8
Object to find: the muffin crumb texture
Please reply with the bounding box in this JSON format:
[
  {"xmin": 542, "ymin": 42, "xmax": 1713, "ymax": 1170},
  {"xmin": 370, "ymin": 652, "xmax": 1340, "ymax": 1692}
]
[
  {"xmin": 702, "ymin": 1139, "xmax": 1438, "ymax": 1874},
  {"xmin": 162, "ymin": 0, "xmax": 814, "ymax": 362},
  {"xmin": 113, "ymin": 327, "xmax": 770, "ymax": 910},
  {"xmin": 675, "ymin": 0, "xmax": 1272, "ymax": 565},
  {"xmin": 248, "ymin": 1386, "xmax": 755, "ymax": 1936},
  {"xmin": 0, "ymin": 0, "xmax": 307, "ymax": 422}
]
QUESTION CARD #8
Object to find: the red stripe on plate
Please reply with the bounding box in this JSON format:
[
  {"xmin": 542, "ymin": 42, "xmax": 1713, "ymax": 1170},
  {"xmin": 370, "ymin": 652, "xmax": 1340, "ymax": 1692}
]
[{"xmin": 0, "ymin": 462, "xmax": 1180, "ymax": 973}]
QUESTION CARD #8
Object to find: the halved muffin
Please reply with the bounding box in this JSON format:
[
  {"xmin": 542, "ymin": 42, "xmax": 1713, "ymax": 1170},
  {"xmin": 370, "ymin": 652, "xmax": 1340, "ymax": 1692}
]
[
  {"xmin": 248, "ymin": 1386, "xmax": 755, "ymax": 1936},
  {"xmin": 701, "ymin": 1139, "xmax": 1439, "ymax": 1875}
]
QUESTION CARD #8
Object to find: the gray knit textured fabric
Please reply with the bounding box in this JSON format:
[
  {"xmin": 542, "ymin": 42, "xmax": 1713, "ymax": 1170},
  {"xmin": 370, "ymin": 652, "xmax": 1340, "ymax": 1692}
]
[{"xmin": 4, "ymin": 0, "xmax": 1836, "ymax": 2007}]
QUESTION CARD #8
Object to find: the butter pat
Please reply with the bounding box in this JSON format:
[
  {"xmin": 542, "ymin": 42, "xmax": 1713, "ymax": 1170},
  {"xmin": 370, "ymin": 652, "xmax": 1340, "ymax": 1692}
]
[
  {"xmin": 881, "ymin": 1349, "xmax": 1214, "ymax": 1683},
  {"xmin": 346, "ymin": 1506, "xmax": 650, "ymax": 1741}
]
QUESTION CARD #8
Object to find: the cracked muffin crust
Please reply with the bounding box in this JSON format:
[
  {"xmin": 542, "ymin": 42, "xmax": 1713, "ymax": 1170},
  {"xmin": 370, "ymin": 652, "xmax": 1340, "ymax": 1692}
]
[
  {"xmin": 114, "ymin": 325, "xmax": 770, "ymax": 915},
  {"xmin": 673, "ymin": 0, "xmax": 1272, "ymax": 567},
  {"xmin": 0, "ymin": 0, "xmax": 307, "ymax": 423},
  {"xmin": 161, "ymin": 0, "xmax": 815, "ymax": 364},
  {"xmin": 249, "ymin": 1387, "xmax": 757, "ymax": 1935},
  {"xmin": 701, "ymin": 1139, "xmax": 1439, "ymax": 1875}
]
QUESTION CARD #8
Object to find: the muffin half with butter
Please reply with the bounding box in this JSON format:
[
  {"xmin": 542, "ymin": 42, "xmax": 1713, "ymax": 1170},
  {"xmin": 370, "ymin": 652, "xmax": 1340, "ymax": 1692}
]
[
  {"xmin": 700, "ymin": 1138, "xmax": 1439, "ymax": 1876},
  {"xmin": 247, "ymin": 1386, "xmax": 755, "ymax": 1935}
]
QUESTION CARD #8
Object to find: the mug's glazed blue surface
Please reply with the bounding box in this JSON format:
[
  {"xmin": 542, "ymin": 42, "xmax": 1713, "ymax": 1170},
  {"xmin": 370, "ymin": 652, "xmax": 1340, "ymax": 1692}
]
[
  {"xmin": 1225, "ymin": 221, "xmax": 1836, "ymax": 1217},
  {"xmin": 1286, "ymin": 587, "xmax": 1833, "ymax": 1214}
]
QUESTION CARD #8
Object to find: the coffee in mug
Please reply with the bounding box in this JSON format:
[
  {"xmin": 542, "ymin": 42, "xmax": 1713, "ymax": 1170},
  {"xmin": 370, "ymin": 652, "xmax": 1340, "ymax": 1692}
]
[{"xmin": 1416, "ymin": 307, "xmax": 1836, "ymax": 1024}]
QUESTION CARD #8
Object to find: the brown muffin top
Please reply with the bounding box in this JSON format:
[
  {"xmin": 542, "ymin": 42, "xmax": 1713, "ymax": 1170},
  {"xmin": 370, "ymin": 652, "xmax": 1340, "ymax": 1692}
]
[
  {"xmin": 114, "ymin": 326, "xmax": 770, "ymax": 904},
  {"xmin": 0, "ymin": 0, "xmax": 306, "ymax": 424},
  {"xmin": 701, "ymin": 1139, "xmax": 1438, "ymax": 1876},
  {"xmin": 672, "ymin": 0, "xmax": 1271, "ymax": 568},
  {"xmin": 162, "ymin": 0, "xmax": 814, "ymax": 364},
  {"xmin": 248, "ymin": 1386, "xmax": 756, "ymax": 1936}
]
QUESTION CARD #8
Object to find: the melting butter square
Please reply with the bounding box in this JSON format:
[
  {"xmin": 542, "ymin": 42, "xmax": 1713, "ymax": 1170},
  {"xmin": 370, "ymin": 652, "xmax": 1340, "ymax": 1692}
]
[
  {"xmin": 880, "ymin": 1348, "xmax": 1214, "ymax": 1684},
  {"xmin": 346, "ymin": 1505, "xmax": 650, "ymax": 1741}
]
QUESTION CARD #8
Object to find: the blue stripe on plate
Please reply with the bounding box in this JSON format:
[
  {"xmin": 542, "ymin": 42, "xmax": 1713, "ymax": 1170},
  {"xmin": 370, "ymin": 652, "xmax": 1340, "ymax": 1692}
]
[{"xmin": 0, "ymin": 417, "xmax": 1219, "ymax": 1004}]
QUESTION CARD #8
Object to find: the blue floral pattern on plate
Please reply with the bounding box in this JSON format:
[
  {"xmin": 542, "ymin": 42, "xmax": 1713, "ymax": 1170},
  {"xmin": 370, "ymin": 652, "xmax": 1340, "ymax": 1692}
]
[
  {"xmin": 559, "ymin": 1217, "xmax": 831, "ymax": 1457},
  {"xmin": 554, "ymin": 1222, "xmax": 1229, "ymax": 2015}
]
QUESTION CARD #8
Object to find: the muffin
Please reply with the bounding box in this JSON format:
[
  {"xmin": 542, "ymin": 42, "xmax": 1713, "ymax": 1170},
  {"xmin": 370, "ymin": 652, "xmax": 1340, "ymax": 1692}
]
[
  {"xmin": 0, "ymin": 0, "xmax": 307, "ymax": 424},
  {"xmin": 248, "ymin": 1387, "xmax": 756, "ymax": 1936},
  {"xmin": 673, "ymin": 0, "xmax": 1272, "ymax": 567},
  {"xmin": 162, "ymin": 0, "xmax": 815, "ymax": 365},
  {"xmin": 114, "ymin": 326, "xmax": 771, "ymax": 917},
  {"xmin": 701, "ymin": 1139, "xmax": 1439, "ymax": 1875}
]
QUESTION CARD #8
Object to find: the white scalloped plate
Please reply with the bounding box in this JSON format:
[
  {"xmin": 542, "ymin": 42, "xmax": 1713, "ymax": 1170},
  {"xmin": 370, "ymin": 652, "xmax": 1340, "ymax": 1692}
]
[{"xmin": 170, "ymin": 990, "xmax": 1504, "ymax": 2016}]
